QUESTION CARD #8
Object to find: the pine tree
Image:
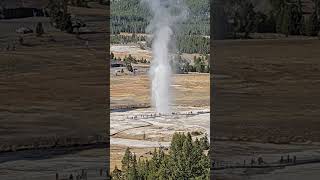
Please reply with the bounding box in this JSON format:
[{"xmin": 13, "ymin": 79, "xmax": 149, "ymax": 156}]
[
  {"xmin": 128, "ymin": 154, "xmax": 138, "ymax": 180},
  {"xmin": 36, "ymin": 22, "xmax": 44, "ymax": 37},
  {"xmin": 192, "ymin": 138, "xmax": 202, "ymax": 172},
  {"xmin": 137, "ymin": 158, "xmax": 147, "ymax": 179},
  {"xmin": 111, "ymin": 52, "xmax": 114, "ymax": 60},
  {"xmin": 158, "ymin": 155, "xmax": 170, "ymax": 180},
  {"xmin": 242, "ymin": 1, "xmax": 256, "ymax": 38},
  {"xmin": 48, "ymin": 0, "xmax": 73, "ymax": 33},
  {"xmin": 113, "ymin": 132, "xmax": 210, "ymax": 179},
  {"xmin": 121, "ymin": 147, "xmax": 132, "ymax": 178},
  {"xmin": 200, "ymin": 134, "xmax": 210, "ymax": 150},
  {"xmin": 111, "ymin": 166, "xmax": 122, "ymax": 180},
  {"xmin": 305, "ymin": 12, "xmax": 319, "ymax": 36},
  {"xmin": 181, "ymin": 133, "xmax": 193, "ymax": 179}
]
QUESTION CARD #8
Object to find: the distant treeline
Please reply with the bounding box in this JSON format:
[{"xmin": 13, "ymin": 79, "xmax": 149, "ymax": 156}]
[
  {"xmin": 111, "ymin": 0, "xmax": 209, "ymax": 35},
  {"xmin": 111, "ymin": 132, "xmax": 210, "ymax": 179},
  {"xmin": 176, "ymin": 35, "xmax": 209, "ymax": 54},
  {"xmin": 111, "ymin": 34, "xmax": 146, "ymax": 44},
  {"xmin": 111, "ymin": 53, "xmax": 149, "ymax": 72},
  {"xmin": 213, "ymin": 0, "xmax": 320, "ymax": 39},
  {"xmin": 111, "ymin": 0, "xmax": 210, "ymax": 54},
  {"xmin": 0, "ymin": 8, "xmax": 46, "ymax": 19},
  {"xmin": 110, "ymin": 52, "xmax": 210, "ymax": 74},
  {"xmin": 173, "ymin": 55, "xmax": 210, "ymax": 74}
]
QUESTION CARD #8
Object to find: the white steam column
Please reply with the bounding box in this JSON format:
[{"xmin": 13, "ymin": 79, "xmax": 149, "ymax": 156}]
[
  {"xmin": 150, "ymin": 26, "xmax": 172, "ymax": 113},
  {"xmin": 144, "ymin": 0, "xmax": 188, "ymax": 114}
]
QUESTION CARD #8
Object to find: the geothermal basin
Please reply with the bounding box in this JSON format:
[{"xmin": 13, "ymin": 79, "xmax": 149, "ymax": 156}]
[{"xmin": 110, "ymin": 106, "xmax": 210, "ymax": 148}]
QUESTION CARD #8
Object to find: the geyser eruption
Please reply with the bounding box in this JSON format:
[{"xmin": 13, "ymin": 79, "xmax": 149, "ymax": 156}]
[
  {"xmin": 150, "ymin": 26, "xmax": 172, "ymax": 113},
  {"xmin": 143, "ymin": 0, "xmax": 188, "ymax": 114}
]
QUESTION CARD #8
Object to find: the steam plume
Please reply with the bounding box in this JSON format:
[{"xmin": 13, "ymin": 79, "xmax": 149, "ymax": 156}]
[{"xmin": 143, "ymin": 0, "xmax": 188, "ymax": 113}]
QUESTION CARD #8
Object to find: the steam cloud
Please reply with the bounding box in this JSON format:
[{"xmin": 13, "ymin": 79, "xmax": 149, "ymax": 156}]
[{"xmin": 143, "ymin": 0, "xmax": 189, "ymax": 113}]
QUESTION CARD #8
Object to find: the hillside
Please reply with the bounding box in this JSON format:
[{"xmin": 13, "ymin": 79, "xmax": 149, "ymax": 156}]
[
  {"xmin": 111, "ymin": 0, "xmax": 209, "ymax": 35},
  {"xmin": 251, "ymin": 0, "xmax": 314, "ymax": 14},
  {"xmin": 111, "ymin": 0, "xmax": 210, "ymax": 54},
  {"xmin": 213, "ymin": 0, "xmax": 320, "ymax": 39}
]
